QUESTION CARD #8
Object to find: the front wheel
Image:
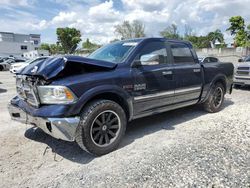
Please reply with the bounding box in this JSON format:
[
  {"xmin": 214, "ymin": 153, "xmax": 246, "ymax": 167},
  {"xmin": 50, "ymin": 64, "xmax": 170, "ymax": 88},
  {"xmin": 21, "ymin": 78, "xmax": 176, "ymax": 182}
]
[
  {"xmin": 203, "ymin": 83, "xmax": 225, "ymax": 113},
  {"xmin": 75, "ymin": 100, "xmax": 127, "ymax": 156}
]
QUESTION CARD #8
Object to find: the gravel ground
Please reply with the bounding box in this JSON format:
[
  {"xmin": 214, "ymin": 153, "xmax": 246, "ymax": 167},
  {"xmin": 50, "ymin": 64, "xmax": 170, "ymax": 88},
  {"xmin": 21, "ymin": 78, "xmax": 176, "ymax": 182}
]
[{"xmin": 0, "ymin": 71, "xmax": 249, "ymax": 188}]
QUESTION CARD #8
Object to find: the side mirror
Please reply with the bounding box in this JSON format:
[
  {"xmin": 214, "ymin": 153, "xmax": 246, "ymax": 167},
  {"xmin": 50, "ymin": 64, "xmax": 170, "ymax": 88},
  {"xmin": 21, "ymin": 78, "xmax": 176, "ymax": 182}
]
[
  {"xmin": 140, "ymin": 54, "xmax": 160, "ymax": 66},
  {"xmin": 238, "ymin": 58, "xmax": 243, "ymax": 62}
]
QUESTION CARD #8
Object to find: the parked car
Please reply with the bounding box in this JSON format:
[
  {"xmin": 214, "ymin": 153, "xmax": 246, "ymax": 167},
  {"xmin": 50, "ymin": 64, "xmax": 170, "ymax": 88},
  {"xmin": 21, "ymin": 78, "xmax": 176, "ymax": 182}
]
[
  {"xmin": 10, "ymin": 57, "xmax": 49, "ymax": 74},
  {"xmin": 0, "ymin": 58, "xmax": 26, "ymax": 71},
  {"xmin": 199, "ymin": 56, "xmax": 219, "ymax": 63},
  {"xmin": 8, "ymin": 38, "xmax": 234, "ymax": 155},
  {"xmin": 234, "ymin": 55, "xmax": 250, "ymax": 87}
]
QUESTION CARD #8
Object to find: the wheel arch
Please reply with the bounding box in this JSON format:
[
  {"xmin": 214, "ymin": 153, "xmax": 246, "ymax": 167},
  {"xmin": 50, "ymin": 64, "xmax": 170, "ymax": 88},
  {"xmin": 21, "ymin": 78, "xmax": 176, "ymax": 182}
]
[
  {"xmin": 85, "ymin": 92, "xmax": 131, "ymax": 121},
  {"xmin": 201, "ymin": 74, "xmax": 227, "ymax": 103},
  {"xmin": 73, "ymin": 85, "xmax": 133, "ymax": 121}
]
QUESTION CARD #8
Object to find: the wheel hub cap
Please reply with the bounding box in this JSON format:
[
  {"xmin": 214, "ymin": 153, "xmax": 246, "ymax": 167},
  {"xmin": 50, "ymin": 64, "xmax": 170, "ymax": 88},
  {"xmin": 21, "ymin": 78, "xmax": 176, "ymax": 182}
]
[
  {"xmin": 90, "ymin": 110, "xmax": 121, "ymax": 147},
  {"xmin": 102, "ymin": 125, "xmax": 107, "ymax": 131}
]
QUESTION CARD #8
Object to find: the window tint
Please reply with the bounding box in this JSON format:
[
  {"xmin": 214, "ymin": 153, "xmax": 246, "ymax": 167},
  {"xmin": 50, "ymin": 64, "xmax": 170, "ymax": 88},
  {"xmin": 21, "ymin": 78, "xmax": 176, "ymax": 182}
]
[
  {"xmin": 203, "ymin": 58, "xmax": 209, "ymax": 63},
  {"xmin": 138, "ymin": 41, "xmax": 168, "ymax": 64},
  {"xmin": 89, "ymin": 41, "xmax": 138, "ymax": 64},
  {"xmin": 170, "ymin": 43, "xmax": 195, "ymax": 64},
  {"xmin": 209, "ymin": 57, "xmax": 218, "ymax": 62}
]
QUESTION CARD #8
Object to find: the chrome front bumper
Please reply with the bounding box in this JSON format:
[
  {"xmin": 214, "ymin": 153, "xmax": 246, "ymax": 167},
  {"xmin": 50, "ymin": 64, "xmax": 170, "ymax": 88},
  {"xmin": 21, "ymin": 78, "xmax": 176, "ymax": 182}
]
[
  {"xmin": 234, "ymin": 76, "xmax": 250, "ymax": 86},
  {"xmin": 8, "ymin": 103, "xmax": 80, "ymax": 141}
]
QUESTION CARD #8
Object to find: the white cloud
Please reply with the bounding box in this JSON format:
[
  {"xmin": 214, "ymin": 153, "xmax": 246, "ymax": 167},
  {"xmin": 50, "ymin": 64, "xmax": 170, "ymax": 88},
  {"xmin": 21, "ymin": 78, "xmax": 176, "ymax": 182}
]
[
  {"xmin": 0, "ymin": 0, "xmax": 29, "ymax": 6},
  {"xmin": 88, "ymin": 1, "xmax": 121, "ymax": 22},
  {"xmin": 51, "ymin": 12, "xmax": 77, "ymax": 25},
  {"xmin": 4, "ymin": 0, "xmax": 250, "ymax": 44}
]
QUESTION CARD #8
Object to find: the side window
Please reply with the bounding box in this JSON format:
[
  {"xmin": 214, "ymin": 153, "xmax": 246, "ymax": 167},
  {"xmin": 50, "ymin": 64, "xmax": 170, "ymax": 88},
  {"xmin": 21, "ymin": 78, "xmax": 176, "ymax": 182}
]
[
  {"xmin": 138, "ymin": 41, "xmax": 168, "ymax": 65},
  {"xmin": 210, "ymin": 57, "xmax": 218, "ymax": 62},
  {"xmin": 170, "ymin": 43, "xmax": 195, "ymax": 64},
  {"xmin": 203, "ymin": 58, "xmax": 209, "ymax": 63}
]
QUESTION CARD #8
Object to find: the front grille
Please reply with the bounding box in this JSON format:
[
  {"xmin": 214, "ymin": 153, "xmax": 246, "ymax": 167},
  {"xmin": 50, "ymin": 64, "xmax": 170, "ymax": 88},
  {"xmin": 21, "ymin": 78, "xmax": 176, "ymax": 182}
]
[
  {"xmin": 16, "ymin": 75, "xmax": 40, "ymax": 107},
  {"xmin": 236, "ymin": 67, "xmax": 250, "ymax": 76},
  {"xmin": 236, "ymin": 71, "xmax": 249, "ymax": 75},
  {"xmin": 237, "ymin": 67, "xmax": 249, "ymax": 71}
]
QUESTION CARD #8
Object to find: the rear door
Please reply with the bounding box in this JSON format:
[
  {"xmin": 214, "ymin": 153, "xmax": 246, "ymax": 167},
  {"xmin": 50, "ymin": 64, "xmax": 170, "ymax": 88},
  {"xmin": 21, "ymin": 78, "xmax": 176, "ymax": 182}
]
[
  {"xmin": 169, "ymin": 42, "xmax": 203, "ymax": 104},
  {"xmin": 132, "ymin": 41, "xmax": 175, "ymax": 115}
]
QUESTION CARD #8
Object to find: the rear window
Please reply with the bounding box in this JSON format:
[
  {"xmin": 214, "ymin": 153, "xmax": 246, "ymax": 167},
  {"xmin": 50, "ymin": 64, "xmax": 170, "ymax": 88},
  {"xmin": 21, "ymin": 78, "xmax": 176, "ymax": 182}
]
[{"xmin": 170, "ymin": 43, "xmax": 195, "ymax": 64}]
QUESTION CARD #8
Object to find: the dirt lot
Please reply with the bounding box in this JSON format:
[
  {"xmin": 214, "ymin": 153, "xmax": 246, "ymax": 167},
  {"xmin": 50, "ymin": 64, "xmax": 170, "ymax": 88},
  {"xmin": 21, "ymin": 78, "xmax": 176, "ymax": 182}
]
[{"xmin": 0, "ymin": 71, "xmax": 249, "ymax": 188}]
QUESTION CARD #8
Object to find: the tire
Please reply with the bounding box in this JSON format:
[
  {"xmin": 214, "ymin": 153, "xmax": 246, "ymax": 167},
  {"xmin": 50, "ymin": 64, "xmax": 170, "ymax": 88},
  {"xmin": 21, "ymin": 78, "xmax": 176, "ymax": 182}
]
[
  {"xmin": 75, "ymin": 100, "xmax": 127, "ymax": 156},
  {"xmin": 0, "ymin": 66, "xmax": 3, "ymax": 71},
  {"xmin": 203, "ymin": 82, "xmax": 225, "ymax": 113}
]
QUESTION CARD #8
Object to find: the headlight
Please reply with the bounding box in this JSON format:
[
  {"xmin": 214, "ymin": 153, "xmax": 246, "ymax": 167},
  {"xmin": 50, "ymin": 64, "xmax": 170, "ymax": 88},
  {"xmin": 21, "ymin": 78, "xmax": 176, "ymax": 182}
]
[{"xmin": 37, "ymin": 86, "xmax": 77, "ymax": 104}]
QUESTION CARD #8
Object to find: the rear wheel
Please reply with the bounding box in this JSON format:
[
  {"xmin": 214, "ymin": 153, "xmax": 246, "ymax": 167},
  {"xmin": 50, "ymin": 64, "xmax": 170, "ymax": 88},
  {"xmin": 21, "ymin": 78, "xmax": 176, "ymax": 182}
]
[
  {"xmin": 203, "ymin": 83, "xmax": 225, "ymax": 113},
  {"xmin": 75, "ymin": 100, "xmax": 127, "ymax": 156}
]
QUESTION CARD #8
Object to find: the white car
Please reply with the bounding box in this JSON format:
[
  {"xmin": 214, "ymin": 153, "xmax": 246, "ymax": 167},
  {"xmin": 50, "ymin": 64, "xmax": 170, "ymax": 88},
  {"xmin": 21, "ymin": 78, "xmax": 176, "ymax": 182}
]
[
  {"xmin": 0, "ymin": 58, "xmax": 24, "ymax": 71},
  {"xmin": 9, "ymin": 57, "xmax": 48, "ymax": 74},
  {"xmin": 234, "ymin": 56, "xmax": 250, "ymax": 87}
]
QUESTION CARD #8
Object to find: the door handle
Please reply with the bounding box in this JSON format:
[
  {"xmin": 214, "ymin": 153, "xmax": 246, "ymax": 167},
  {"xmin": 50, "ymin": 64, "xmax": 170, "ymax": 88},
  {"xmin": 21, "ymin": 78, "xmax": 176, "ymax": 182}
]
[
  {"xmin": 162, "ymin": 71, "xmax": 173, "ymax": 75},
  {"xmin": 193, "ymin": 69, "xmax": 201, "ymax": 73}
]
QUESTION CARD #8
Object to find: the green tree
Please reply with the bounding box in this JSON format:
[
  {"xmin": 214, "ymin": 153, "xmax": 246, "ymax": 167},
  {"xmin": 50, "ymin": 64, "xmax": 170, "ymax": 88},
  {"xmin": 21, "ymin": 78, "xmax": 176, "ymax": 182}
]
[
  {"xmin": 160, "ymin": 24, "xmax": 181, "ymax": 39},
  {"xmin": 186, "ymin": 35, "xmax": 211, "ymax": 48},
  {"xmin": 247, "ymin": 24, "xmax": 250, "ymax": 40},
  {"xmin": 207, "ymin": 29, "xmax": 224, "ymax": 47},
  {"xmin": 39, "ymin": 43, "xmax": 50, "ymax": 51},
  {"xmin": 227, "ymin": 16, "xmax": 249, "ymax": 47},
  {"xmin": 56, "ymin": 27, "xmax": 82, "ymax": 54},
  {"xmin": 114, "ymin": 20, "xmax": 145, "ymax": 39},
  {"xmin": 227, "ymin": 16, "xmax": 245, "ymax": 35},
  {"xmin": 82, "ymin": 38, "xmax": 99, "ymax": 50},
  {"xmin": 39, "ymin": 43, "xmax": 62, "ymax": 55}
]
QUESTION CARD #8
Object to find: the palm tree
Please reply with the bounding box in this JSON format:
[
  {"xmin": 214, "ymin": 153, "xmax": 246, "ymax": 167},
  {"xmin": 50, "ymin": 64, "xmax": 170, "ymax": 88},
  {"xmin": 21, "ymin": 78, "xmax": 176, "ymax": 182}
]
[{"xmin": 208, "ymin": 29, "xmax": 224, "ymax": 48}]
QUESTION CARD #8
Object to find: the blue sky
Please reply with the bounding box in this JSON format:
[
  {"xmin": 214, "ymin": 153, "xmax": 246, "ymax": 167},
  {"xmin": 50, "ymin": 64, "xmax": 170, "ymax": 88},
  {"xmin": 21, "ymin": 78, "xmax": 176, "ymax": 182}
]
[{"xmin": 0, "ymin": 0, "xmax": 250, "ymax": 45}]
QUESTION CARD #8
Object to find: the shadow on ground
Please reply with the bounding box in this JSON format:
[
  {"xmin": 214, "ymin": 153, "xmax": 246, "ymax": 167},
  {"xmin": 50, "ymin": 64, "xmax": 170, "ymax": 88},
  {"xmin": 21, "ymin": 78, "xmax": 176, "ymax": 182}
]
[
  {"xmin": 25, "ymin": 98, "xmax": 234, "ymax": 164},
  {"xmin": 234, "ymin": 85, "xmax": 250, "ymax": 91}
]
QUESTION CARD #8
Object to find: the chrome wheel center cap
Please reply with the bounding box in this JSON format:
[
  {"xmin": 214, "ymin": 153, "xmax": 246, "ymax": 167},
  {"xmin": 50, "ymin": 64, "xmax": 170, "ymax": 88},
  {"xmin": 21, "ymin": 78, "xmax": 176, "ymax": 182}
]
[{"xmin": 102, "ymin": 125, "xmax": 107, "ymax": 131}]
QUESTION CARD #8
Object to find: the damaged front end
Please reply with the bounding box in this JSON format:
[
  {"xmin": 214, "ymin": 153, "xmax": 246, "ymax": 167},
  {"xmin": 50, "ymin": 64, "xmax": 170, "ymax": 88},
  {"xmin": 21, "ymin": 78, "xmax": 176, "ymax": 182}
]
[
  {"xmin": 19, "ymin": 55, "xmax": 117, "ymax": 80},
  {"xmin": 8, "ymin": 55, "xmax": 117, "ymax": 141}
]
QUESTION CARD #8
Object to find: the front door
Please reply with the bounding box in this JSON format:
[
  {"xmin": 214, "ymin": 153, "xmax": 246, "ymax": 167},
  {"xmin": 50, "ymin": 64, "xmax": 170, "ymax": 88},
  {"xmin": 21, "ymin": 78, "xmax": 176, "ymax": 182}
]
[{"xmin": 132, "ymin": 41, "xmax": 175, "ymax": 116}]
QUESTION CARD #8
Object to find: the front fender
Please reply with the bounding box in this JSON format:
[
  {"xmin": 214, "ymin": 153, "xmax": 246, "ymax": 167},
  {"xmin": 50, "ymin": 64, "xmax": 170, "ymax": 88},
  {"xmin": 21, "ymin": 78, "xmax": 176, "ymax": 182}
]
[{"xmin": 70, "ymin": 85, "xmax": 133, "ymax": 120}]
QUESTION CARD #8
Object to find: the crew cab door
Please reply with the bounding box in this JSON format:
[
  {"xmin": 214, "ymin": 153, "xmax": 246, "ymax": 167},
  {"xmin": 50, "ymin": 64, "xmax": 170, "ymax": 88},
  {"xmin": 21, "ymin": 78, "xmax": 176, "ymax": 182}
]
[
  {"xmin": 169, "ymin": 42, "xmax": 202, "ymax": 104},
  {"xmin": 131, "ymin": 41, "xmax": 175, "ymax": 116}
]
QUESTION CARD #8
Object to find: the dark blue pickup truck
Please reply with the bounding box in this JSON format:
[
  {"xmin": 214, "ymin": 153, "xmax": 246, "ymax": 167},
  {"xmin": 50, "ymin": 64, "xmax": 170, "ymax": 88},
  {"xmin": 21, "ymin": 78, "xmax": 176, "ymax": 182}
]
[{"xmin": 8, "ymin": 38, "xmax": 234, "ymax": 155}]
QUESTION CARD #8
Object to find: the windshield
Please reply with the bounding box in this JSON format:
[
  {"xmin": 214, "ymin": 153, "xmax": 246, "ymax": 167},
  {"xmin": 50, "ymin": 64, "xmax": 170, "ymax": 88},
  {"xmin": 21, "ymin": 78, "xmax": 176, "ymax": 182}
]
[{"xmin": 88, "ymin": 41, "xmax": 138, "ymax": 63}]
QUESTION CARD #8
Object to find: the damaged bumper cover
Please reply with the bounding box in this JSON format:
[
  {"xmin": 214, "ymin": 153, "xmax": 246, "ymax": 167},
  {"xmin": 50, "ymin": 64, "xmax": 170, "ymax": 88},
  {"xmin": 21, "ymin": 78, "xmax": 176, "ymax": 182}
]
[{"xmin": 8, "ymin": 102, "xmax": 80, "ymax": 141}]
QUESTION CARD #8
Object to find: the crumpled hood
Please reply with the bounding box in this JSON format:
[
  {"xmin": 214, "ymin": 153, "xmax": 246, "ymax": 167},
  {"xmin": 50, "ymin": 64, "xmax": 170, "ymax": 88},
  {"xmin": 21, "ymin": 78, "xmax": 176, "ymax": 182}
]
[{"xmin": 18, "ymin": 55, "xmax": 117, "ymax": 80}]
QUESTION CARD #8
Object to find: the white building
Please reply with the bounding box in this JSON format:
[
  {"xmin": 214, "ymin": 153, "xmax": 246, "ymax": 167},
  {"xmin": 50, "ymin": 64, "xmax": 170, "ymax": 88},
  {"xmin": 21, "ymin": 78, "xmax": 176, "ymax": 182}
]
[
  {"xmin": 0, "ymin": 32, "xmax": 41, "ymax": 57},
  {"xmin": 23, "ymin": 50, "xmax": 49, "ymax": 59}
]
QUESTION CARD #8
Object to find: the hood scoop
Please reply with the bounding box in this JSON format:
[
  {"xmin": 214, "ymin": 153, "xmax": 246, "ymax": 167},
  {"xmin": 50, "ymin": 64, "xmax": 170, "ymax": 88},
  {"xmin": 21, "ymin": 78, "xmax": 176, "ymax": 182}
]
[{"xmin": 18, "ymin": 55, "xmax": 117, "ymax": 80}]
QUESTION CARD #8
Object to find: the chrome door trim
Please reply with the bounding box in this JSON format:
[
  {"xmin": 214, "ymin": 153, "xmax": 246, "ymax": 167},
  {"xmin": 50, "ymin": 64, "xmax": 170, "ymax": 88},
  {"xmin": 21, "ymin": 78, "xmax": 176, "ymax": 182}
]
[
  {"xmin": 175, "ymin": 86, "xmax": 201, "ymax": 94},
  {"xmin": 134, "ymin": 86, "xmax": 202, "ymax": 101},
  {"xmin": 134, "ymin": 90, "xmax": 174, "ymax": 101},
  {"xmin": 162, "ymin": 71, "xmax": 173, "ymax": 75}
]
